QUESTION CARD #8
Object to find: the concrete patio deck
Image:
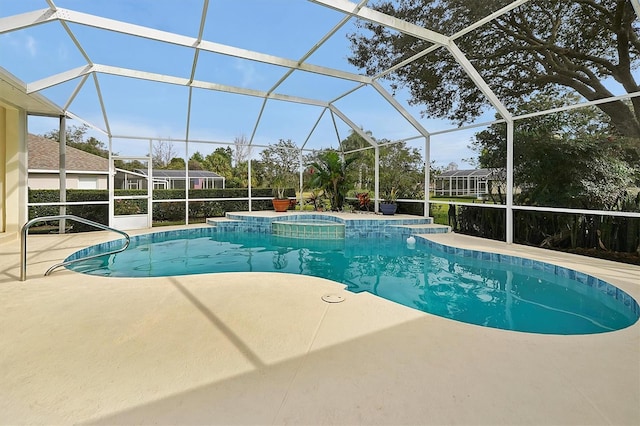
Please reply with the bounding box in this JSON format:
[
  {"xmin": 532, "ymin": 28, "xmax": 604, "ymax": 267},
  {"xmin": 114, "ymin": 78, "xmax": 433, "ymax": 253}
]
[{"xmin": 1, "ymin": 222, "xmax": 638, "ymax": 425}]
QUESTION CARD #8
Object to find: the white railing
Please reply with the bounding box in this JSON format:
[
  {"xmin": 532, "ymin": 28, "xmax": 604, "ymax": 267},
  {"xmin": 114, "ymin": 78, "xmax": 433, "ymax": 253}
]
[{"xmin": 20, "ymin": 215, "xmax": 130, "ymax": 281}]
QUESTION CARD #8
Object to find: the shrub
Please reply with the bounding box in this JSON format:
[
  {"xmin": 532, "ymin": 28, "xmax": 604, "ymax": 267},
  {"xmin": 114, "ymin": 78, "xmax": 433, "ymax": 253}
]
[{"xmin": 28, "ymin": 188, "xmax": 297, "ymax": 230}]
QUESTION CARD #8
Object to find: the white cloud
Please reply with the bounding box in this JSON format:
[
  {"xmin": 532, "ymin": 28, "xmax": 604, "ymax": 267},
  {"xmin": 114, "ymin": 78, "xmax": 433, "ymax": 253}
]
[
  {"xmin": 57, "ymin": 44, "xmax": 68, "ymax": 61},
  {"xmin": 233, "ymin": 59, "xmax": 262, "ymax": 88},
  {"xmin": 25, "ymin": 35, "xmax": 37, "ymax": 57},
  {"xmin": 3, "ymin": 33, "xmax": 37, "ymax": 57}
]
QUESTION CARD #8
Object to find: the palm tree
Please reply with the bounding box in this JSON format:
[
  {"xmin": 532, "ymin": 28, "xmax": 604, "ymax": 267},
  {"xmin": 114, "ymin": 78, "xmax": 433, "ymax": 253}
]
[{"xmin": 308, "ymin": 150, "xmax": 358, "ymax": 211}]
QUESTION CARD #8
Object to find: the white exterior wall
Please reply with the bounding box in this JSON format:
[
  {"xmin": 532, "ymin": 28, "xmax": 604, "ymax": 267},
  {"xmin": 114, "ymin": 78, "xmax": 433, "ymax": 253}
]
[
  {"xmin": 28, "ymin": 172, "xmax": 108, "ymax": 190},
  {"xmin": 0, "ymin": 105, "xmax": 27, "ymax": 242}
]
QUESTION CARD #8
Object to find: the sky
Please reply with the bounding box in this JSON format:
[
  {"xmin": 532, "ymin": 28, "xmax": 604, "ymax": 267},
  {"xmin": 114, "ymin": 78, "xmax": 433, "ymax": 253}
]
[{"xmin": 0, "ymin": 0, "xmax": 598, "ymax": 169}]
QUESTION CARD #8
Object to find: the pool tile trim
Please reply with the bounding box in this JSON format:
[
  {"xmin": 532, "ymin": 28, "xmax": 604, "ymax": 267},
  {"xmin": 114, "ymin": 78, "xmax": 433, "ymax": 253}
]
[{"xmin": 217, "ymin": 213, "xmax": 439, "ymax": 239}]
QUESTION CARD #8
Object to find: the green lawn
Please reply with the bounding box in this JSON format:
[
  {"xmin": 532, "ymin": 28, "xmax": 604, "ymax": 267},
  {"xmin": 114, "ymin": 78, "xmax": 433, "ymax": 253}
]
[{"xmin": 429, "ymin": 196, "xmax": 478, "ymax": 225}]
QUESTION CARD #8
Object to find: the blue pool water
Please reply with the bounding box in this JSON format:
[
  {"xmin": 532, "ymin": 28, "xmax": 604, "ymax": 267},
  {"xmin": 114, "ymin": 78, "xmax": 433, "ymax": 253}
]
[{"xmin": 66, "ymin": 229, "xmax": 639, "ymax": 335}]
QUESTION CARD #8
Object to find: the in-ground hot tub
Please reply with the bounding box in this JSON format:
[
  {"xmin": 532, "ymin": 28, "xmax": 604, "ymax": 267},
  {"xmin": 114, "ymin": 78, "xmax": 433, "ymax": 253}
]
[{"xmin": 272, "ymin": 219, "xmax": 345, "ymax": 239}]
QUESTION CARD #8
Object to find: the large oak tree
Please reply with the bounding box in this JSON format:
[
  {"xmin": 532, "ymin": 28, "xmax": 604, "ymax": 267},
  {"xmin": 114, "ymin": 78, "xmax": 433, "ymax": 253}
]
[{"xmin": 348, "ymin": 0, "xmax": 640, "ymax": 137}]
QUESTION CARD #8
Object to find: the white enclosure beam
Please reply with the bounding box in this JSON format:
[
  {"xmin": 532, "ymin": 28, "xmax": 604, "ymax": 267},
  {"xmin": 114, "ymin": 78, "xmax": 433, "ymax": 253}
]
[
  {"xmin": 57, "ymin": 19, "xmax": 93, "ymax": 65},
  {"xmin": 63, "ymin": 74, "xmax": 89, "ymax": 111},
  {"xmin": 29, "ymin": 64, "xmax": 330, "ymax": 108},
  {"xmin": 185, "ymin": 0, "xmax": 210, "ymax": 143},
  {"xmin": 200, "ymin": 40, "xmax": 370, "ymax": 84},
  {"xmin": 309, "ymin": 0, "xmax": 449, "ymax": 45},
  {"xmin": 26, "ymin": 65, "xmax": 92, "ymax": 93},
  {"xmin": 300, "ymin": 0, "xmax": 368, "ymax": 65},
  {"xmin": 329, "ymin": 105, "xmax": 379, "ymax": 147},
  {"xmin": 43, "ymin": 8, "xmax": 371, "ymax": 85},
  {"xmin": 268, "ymin": 0, "xmax": 369, "ymax": 96},
  {"xmin": 447, "ymin": 41, "xmax": 512, "ymax": 121},
  {"xmin": 185, "ymin": 87, "xmax": 195, "ymax": 143},
  {"xmin": 631, "ymin": 0, "xmax": 640, "ymax": 19},
  {"xmin": 371, "ymin": 80, "xmax": 430, "ymax": 137},
  {"xmin": 374, "ymin": 45, "xmax": 440, "ymax": 81},
  {"xmin": 248, "ymin": 98, "xmax": 269, "ymax": 147},
  {"xmin": 450, "ymin": 0, "xmax": 530, "ymax": 41},
  {"xmin": 374, "ymin": 147, "xmax": 380, "ymax": 212},
  {"xmin": 58, "ymin": 116, "xmax": 66, "ymax": 233},
  {"xmin": 514, "ymin": 91, "xmax": 640, "ymax": 121},
  {"xmin": 95, "ymin": 65, "xmax": 191, "ymax": 87},
  {"xmin": 329, "ymin": 110, "xmax": 343, "ymax": 147},
  {"xmin": 301, "ymin": 109, "xmax": 329, "ymax": 150},
  {"xmin": 513, "ymin": 205, "xmax": 640, "ymax": 219},
  {"xmin": 330, "ymin": 83, "xmax": 367, "ymax": 104},
  {"xmin": 378, "ymin": 135, "xmax": 424, "ymax": 146},
  {"xmin": 92, "ymin": 73, "xmax": 111, "ymax": 137},
  {"xmin": 430, "ymin": 118, "xmax": 507, "ymax": 136},
  {"xmin": 65, "ymin": 111, "xmax": 108, "ymax": 136},
  {"xmin": 0, "ymin": 9, "xmax": 56, "ymax": 33},
  {"xmin": 424, "ymin": 136, "xmax": 430, "ymax": 218},
  {"xmin": 506, "ymin": 120, "xmax": 514, "ymax": 244}
]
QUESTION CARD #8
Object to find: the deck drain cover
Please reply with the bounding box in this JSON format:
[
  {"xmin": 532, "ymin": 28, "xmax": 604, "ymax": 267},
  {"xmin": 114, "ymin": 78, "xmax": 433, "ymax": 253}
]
[{"xmin": 322, "ymin": 293, "xmax": 345, "ymax": 303}]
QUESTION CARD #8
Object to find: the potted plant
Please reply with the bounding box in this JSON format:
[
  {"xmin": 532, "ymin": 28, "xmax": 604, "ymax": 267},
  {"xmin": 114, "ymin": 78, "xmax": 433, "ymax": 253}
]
[
  {"xmin": 379, "ymin": 187, "xmax": 398, "ymax": 215},
  {"xmin": 272, "ymin": 172, "xmax": 297, "ymax": 212},
  {"xmin": 272, "ymin": 176, "xmax": 291, "ymax": 212}
]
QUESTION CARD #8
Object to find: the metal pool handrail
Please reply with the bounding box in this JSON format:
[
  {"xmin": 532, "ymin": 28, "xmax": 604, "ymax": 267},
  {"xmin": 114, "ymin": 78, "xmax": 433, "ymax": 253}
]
[{"xmin": 20, "ymin": 215, "xmax": 130, "ymax": 281}]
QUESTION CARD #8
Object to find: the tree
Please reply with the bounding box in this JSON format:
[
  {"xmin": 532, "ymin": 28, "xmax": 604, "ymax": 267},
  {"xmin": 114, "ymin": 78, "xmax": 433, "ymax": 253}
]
[
  {"xmin": 307, "ymin": 150, "xmax": 359, "ymax": 211},
  {"xmin": 166, "ymin": 157, "xmax": 186, "ymax": 169},
  {"xmin": 188, "ymin": 152, "xmax": 205, "ymax": 170},
  {"xmin": 340, "ymin": 129, "xmax": 430, "ymax": 198},
  {"xmin": 227, "ymin": 161, "xmax": 257, "ymax": 188},
  {"xmin": 43, "ymin": 124, "xmax": 109, "ymax": 158},
  {"xmin": 347, "ymin": 0, "xmax": 640, "ymax": 137},
  {"xmin": 233, "ymin": 134, "xmax": 251, "ymax": 167},
  {"xmin": 471, "ymin": 93, "xmax": 640, "ymax": 209},
  {"xmin": 257, "ymin": 139, "xmax": 301, "ymax": 187},
  {"xmin": 115, "ymin": 159, "xmax": 147, "ymax": 171},
  {"xmin": 340, "ymin": 130, "xmax": 376, "ymax": 191},
  {"xmin": 153, "ymin": 140, "xmax": 178, "ymax": 168},
  {"xmin": 204, "ymin": 147, "xmax": 233, "ymax": 178},
  {"xmin": 379, "ymin": 141, "xmax": 424, "ymax": 197}
]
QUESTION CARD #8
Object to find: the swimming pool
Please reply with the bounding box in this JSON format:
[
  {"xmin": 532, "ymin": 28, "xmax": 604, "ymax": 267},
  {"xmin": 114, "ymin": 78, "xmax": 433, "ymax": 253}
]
[{"xmin": 65, "ymin": 227, "xmax": 639, "ymax": 335}]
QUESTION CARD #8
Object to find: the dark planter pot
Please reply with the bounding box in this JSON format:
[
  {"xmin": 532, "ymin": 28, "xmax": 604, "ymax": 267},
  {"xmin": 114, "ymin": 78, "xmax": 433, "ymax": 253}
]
[
  {"xmin": 272, "ymin": 198, "xmax": 290, "ymax": 212},
  {"xmin": 379, "ymin": 203, "xmax": 397, "ymax": 215}
]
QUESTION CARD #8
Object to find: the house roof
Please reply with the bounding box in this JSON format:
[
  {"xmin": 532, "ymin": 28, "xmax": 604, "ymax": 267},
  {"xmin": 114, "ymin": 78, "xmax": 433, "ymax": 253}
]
[
  {"xmin": 28, "ymin": 134, "xmax": 109, "ymax": 173},
  {"xmin": 134, "ymin": 169, "xmax": 223, "ymax": 179}
]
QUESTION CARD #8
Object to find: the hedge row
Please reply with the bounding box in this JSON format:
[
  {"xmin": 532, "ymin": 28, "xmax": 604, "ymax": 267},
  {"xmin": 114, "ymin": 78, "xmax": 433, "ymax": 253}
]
[
  {"xmin": 28, "ymin": 188, "xmax": 295, "ymax": 232},
  {"xmin": 455, "ymin": 205, "xmax": 640, "ymax": 259},
  {"xmin": 28, "ymin": 189, "xmax": 108, "ymax": 232}
]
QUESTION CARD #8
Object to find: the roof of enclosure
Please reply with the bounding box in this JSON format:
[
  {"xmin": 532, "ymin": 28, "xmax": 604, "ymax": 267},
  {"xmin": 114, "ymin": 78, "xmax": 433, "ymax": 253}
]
[
  {"xmin": 137, "ymin": 169, "xmax": 223, "ymax": 179},
  {"xmin": 437, "ymin": 169, "xmax": 493, "ymax": 179},
  {"xmin": 0, "ymin": 1, "xmax": 637, "ymax": 156}
]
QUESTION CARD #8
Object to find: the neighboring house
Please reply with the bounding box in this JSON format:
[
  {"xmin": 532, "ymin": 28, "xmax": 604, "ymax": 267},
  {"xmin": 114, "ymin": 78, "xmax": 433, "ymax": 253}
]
[
  {"xmin": 434, "ymin": 168, "xmax": 497, "ymax": 198},
  {"xmin": 28, "ymin": 134, "xmax": 109, "ymax": 190},
  {"xmin": 114, "ymin": 168, "xmax": 225, "ymax": 190}
]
